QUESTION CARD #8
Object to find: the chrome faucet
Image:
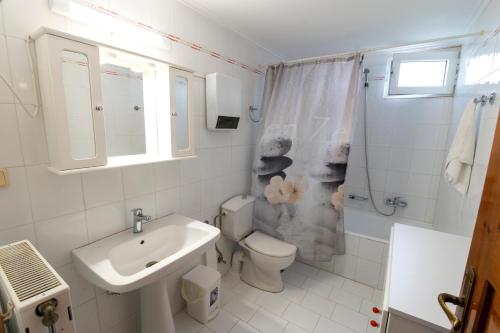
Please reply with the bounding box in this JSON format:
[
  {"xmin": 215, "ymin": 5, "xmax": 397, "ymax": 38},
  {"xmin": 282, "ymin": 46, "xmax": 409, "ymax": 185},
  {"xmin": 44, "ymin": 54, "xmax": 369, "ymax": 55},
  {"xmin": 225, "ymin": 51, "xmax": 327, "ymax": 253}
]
[
  {"xmin": 385, "ymin": 196, "xmax": 408, "ymax": 208},
  {"xmin": 131, "ymin": 208, "xmax": 152, "ymax": 233}
]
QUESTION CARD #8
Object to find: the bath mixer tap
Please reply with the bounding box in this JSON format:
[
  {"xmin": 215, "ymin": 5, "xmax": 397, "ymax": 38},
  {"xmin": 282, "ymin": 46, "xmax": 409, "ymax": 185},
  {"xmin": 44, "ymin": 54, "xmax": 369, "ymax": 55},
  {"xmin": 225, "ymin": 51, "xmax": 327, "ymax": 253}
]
[
  {"xmin": 131, "ymin": 208, "xmax": 152, "ymax": 233},
  {"xmin": 385, "ymin": 196, "xmax": 408, "ymax": 208}
]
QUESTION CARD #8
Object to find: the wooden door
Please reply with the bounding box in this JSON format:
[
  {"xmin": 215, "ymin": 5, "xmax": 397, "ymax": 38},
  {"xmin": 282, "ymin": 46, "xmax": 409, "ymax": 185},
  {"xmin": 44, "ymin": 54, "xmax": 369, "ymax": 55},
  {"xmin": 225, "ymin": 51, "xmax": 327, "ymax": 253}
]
[{"xmin": 451, "ymin": 111, "xmax": 500, "ymax": 332}]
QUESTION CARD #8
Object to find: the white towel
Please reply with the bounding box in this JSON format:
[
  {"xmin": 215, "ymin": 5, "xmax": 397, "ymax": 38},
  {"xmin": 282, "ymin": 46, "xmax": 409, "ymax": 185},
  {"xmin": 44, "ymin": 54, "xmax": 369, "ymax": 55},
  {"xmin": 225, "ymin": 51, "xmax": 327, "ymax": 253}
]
[{"xmin": 444, "ymin": 100, "xmax": 477, "ymax": 194}]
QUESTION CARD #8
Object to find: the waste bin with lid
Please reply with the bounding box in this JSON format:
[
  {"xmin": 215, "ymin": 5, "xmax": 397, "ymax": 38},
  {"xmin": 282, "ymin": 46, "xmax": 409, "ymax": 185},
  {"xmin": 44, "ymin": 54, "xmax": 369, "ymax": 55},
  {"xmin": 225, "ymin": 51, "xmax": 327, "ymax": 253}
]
[{"xmin": 181, "ymin": 265, "xmax": 221, "ymax": 323}]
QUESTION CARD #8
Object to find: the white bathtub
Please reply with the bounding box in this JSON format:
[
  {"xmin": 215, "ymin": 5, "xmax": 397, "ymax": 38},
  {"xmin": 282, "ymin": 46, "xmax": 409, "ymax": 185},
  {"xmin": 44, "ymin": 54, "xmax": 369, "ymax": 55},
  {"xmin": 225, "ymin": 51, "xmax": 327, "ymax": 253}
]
[
  {"xmin": 344, "ymin": 207, "xmax": 394, "ymax": 242},
  {"xmin": 343, "ymin": 207, "xmax": 433, "ymax": 242}
]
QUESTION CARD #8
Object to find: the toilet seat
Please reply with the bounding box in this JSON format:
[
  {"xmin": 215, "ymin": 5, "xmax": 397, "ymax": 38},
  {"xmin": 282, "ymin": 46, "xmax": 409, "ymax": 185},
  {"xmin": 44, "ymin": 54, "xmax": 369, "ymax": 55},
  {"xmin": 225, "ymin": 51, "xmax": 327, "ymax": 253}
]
[{"xmin": 244, "ymin": 231, "xmax": 296, "ymax": 257}]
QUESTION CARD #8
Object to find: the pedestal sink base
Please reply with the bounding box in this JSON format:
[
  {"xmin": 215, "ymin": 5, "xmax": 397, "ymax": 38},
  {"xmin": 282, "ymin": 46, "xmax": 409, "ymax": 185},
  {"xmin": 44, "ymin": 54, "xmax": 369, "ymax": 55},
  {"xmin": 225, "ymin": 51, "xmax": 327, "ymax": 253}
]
[{"xmin": 140, "ymin": 278, "xmax": 175, "ymax": 333}]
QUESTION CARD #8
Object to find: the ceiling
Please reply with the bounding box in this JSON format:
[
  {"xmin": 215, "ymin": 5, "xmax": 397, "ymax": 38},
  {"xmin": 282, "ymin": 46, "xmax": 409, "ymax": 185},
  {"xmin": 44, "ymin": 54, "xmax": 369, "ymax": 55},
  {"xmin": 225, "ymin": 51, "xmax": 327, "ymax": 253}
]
[{"xmin": 178, "ymin": 0, "xmax": 487, "ymax": 61}]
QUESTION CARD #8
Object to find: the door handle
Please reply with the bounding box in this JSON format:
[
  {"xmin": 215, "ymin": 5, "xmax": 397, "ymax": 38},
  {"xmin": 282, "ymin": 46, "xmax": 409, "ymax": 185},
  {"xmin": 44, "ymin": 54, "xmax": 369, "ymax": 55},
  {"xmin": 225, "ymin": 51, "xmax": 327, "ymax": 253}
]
[
  {"xmin": 437, "ymin": 266, "xmax": 476, "ymax": 333},
  {"xmin": 438, "ymin": 293, "xmax": 464, "ymax": 331}
]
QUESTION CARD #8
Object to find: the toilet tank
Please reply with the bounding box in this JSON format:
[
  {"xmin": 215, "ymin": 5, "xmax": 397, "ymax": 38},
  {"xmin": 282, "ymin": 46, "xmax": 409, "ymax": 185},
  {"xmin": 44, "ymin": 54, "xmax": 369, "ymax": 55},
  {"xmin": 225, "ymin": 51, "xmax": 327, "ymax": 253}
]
[{"xmin": 221, "ymin": 195, "xmax": 255, "ymax": 241}]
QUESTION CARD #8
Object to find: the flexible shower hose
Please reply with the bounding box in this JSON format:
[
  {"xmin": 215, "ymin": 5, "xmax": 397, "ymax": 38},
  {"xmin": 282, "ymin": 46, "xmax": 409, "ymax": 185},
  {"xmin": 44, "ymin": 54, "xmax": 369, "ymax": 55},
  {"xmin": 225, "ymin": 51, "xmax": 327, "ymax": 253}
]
[{"xmin": 362, "ymin": 69, "xmax": 396, "ymax": 216}]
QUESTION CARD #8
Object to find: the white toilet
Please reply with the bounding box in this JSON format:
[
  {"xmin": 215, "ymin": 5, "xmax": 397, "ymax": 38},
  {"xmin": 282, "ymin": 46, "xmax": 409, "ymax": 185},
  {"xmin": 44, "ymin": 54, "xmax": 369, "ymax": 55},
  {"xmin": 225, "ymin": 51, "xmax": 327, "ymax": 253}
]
[{"xmin": 221, "ymin": 195, "xmax": 297, "ymax": 292}]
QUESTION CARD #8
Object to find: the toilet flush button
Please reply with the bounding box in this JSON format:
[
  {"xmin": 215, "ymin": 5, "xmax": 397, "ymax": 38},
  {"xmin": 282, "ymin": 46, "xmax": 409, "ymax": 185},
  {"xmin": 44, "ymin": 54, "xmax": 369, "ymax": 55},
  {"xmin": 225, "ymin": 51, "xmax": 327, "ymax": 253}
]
[{"xmin": 0, "ymin": 169, "xmax": 9, "ymax": 188}]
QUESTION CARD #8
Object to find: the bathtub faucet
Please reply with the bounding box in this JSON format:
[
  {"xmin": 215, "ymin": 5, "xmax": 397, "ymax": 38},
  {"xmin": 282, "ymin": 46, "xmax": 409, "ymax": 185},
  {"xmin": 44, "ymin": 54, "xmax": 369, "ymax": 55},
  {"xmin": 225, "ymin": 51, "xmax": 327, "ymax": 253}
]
[{"xmin": 385, "ymin": 196, "xmax": 408, "ymax": 208}]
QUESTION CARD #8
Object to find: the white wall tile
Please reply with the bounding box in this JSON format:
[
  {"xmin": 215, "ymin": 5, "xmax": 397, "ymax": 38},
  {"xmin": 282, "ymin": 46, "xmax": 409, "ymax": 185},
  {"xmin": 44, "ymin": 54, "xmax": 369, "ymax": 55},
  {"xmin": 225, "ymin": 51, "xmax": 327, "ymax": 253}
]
[
  {"xmin": 410, "ymin": 150, "xmax": 436, "ymax": 175},
  {"xmin": 86, "ymin": 201, "xmax": 127, "ymax": 242},
  {"xmin": 96, "ymin": 291, "xmax": 138, "ymax": 333},
  {"xmin": 122, "ymin": 164, "xmax": 154, "ymax": 198},
  {"xmin": 2, "ymin": 0, "xmax": 65, "ymax": 39},
  {"xmin": 0, "ymin": 36, "xmax": 14, "ymax": 103},
  {"xmin": 355, "ymin": 258, "xmax": 381, "ymax": 288},
  {"xmin": 0, "ymin": 167, "xmax": 32, "ymax": 228},
  {"xmin": 27, "ymin": 165, "xmax": 84, "ymax": 221},
  {"xmin": 180, "ymin": 181, "xmax": 202, "ymax": 218},
  {"xmin": 73, "ymin": 299, "xmax": 101, "ymax": 333},
  {"xmin": 200, "ymin": 147, "xmax": 231, "ymax": 180},
  {"xmin": 57, "ymin": 263, "xmax": 95, "ymax": 306},
  {"xmin": 15, "ymin": 105, "xmax": 49, "ymax": 165},
  {"xmin": 180, "ymin": 157, "xmax": 202, "ymax": 185},
  {"xmin": 0, "ymin": 223, "xmax": 36, "ymax": 246},
  {"xmin": 156, "ymin": 188, "xmax": 180, "ymax": 218},
  {"xmin": 82, "ymin": 169, "xmax": 124, "ymax": 208},
  {"xmin": 35, "ymin": 212, "xmax": 88, "ymax": 267},
  {"xmin": 6, "ymin": 37, "xmax": 37, "ymax": 104},
  {"xmin": 333, "ymin": 254, "xmax": 357, "ymax": 280},
  {"xmin": 0, "ymin": 104, "xmax": 24, "ymax": 167},
  {"xmin": 357, "ymin": 238, "xmax": 384, "ymax": 263},
  {"xmin": 154, "ymin": 161, "xmax": 180, "ymax": 191}
]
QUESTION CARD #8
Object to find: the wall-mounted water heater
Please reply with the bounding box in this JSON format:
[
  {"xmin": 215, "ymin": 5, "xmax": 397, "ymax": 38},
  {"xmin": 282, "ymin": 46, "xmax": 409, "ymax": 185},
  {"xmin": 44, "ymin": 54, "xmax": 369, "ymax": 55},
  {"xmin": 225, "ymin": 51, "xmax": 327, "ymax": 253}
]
[{"xmin": 206, "ymin": 73, "xmax": 242, "ymax": 130}]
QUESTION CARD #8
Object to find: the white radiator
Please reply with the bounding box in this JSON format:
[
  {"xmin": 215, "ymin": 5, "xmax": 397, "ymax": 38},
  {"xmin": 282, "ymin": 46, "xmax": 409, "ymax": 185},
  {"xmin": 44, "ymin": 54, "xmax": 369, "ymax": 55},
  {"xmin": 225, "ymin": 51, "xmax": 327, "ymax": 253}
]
[{"xmin": 0, "ymin": 240, "xmax": 75, "ymax": 333}]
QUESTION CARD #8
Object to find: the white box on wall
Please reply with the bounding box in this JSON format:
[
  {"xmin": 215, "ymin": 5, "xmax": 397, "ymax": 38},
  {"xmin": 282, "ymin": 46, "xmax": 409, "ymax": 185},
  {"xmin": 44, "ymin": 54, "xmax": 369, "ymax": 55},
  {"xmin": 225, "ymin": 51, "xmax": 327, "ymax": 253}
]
[{"xmin": 206, "ymin": 73, "xmax": 242, "ymax": 130}]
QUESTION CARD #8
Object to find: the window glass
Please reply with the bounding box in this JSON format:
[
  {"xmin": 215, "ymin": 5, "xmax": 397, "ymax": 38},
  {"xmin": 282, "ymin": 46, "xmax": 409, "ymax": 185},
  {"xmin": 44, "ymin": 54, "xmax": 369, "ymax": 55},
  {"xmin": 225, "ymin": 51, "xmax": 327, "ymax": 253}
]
[{"xmin": 398, "ymin": 61, "xmax": 448, "ymax": 87}]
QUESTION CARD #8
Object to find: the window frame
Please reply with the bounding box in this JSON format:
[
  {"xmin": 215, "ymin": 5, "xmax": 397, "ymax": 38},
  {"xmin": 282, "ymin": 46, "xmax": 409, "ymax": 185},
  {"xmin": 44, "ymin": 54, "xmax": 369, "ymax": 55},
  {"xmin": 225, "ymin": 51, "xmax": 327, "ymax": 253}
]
[{"xmin": 384, "ymin": 48, "xmax": 460, "ymax": 98}]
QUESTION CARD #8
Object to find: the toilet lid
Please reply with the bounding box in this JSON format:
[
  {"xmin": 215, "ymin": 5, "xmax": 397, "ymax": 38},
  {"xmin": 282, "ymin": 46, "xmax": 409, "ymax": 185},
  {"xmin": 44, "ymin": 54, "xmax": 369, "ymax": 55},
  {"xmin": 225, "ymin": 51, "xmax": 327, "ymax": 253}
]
[{"xmin": 244, "ymin": 231, "xmax": 297, "ymax": 257}]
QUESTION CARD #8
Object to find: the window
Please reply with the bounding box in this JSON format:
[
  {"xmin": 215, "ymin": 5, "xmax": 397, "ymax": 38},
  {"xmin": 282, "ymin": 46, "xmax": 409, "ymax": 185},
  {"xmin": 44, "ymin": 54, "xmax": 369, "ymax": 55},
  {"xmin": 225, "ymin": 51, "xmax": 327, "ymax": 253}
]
[{"xmin": 385, "ymin": 48, "xmax": 460, "ymax": 97}]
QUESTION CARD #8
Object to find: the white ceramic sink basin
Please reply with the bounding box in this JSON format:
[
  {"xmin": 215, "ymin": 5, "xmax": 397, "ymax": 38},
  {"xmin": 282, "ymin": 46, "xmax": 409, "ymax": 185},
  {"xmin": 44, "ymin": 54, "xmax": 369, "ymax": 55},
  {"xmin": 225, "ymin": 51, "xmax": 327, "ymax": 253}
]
[{"xmin": 72, "ymin": 214, "xmax": 220, "ymax": 293}]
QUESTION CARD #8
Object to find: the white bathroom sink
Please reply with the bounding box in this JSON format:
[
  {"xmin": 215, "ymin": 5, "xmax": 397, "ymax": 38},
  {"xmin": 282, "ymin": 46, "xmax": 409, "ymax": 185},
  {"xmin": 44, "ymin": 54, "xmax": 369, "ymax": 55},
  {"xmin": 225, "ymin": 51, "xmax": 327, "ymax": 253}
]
[{"xmin": 72, "ymin": 214, "xmax": 220, "ymax": 293}]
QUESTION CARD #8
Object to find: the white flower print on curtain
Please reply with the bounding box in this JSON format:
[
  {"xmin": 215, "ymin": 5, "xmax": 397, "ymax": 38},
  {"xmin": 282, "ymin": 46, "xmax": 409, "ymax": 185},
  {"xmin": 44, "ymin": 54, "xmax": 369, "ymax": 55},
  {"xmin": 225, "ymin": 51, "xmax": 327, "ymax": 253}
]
[{"xmin": 252, "ymin": 56, "xmax": 361, "ymax": 262}]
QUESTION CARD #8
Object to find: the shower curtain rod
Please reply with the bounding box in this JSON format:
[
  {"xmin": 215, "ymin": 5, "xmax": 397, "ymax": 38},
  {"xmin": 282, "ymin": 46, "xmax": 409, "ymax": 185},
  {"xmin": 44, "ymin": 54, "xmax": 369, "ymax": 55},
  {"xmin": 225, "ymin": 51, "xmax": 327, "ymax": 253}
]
[{"xmin": 270, "ymin": 31, "xmax": 485, "ymax": 67}]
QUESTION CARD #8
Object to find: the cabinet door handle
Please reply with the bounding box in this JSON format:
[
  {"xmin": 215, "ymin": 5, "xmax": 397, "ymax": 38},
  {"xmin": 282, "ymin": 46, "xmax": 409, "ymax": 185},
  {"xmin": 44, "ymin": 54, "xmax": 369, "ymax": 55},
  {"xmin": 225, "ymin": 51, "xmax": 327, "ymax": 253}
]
[
  {"xmin": 171, "ymin": 112, "xmax": 178, "ymax": 116},
  {"xmin": 95, "ymin": 105, "xmax": 104, "ymax": 112}
]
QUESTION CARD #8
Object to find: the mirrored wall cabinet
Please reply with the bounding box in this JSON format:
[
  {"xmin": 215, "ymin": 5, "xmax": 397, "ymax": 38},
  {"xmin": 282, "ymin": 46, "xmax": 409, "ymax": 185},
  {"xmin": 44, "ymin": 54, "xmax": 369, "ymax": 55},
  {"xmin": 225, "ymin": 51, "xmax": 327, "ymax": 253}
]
[{"xmin": 33, "ymin": 29, "xmax": 196, "ymax": 174}]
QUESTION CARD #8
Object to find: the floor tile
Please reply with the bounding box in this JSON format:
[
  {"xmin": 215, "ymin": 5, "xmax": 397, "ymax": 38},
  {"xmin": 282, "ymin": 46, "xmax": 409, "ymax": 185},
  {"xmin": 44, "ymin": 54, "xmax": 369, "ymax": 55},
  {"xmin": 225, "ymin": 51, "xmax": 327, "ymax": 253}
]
[
  {"xmin": 371, "ymin": 289, "xmax": 384, "ymax": 304},
  {"xmin": 282, "ymin": 303, "xmax": 320, "ymax": 332},
  {"xmin": 223, "ymin": 297, "xmax": 259, "ymax": 321},
  {"xmin": 206, "ymin": 310, "xmax": 239, "ymax": 333},
  {"xmin": 231, "ymin": 280, "xmax": 263, "ymax": 302},
  {"xmin": 174, "ymin": 311, "xmax": 203, "ymax": 333},
  {"xmin": 302, "ymin": 278, "xmax": 333, "ymax": 297},
  {"xmin": 301, "ymin": 292, "xmax": 336, "ymax": 318},
  {"xmin": 314, "ymin": 317, "xmax": 354, "ymax": 333},
  {"xmin": 248, "ymin": 308, "xmax": 288, "ymax": 333},
  {"xmin": 329, "ymin": 287, "xmax": 363, "ymax": 311},
  {"xmin": 289, "ymin": 262, "xmax": 319, "ymax": 278},
  {"xmin": 283, "ymin": 323, "xmax": 309, "ymax": 333},
  {"xmin": 313, "ymin": 270, "xmax": 346, "ymax": 288},
  {"xmin": 221, "ymin": 288, "xmax": 237, "ymax": 307},
  {"xmin": 222, "ymin": 273, "xmax": 240, "ymax": 289},
  {"xmin": 256, "ymin": 291, "xmax": 291, "ymax": 316},
  {"xmin": 331, "ymin": 304, "xmax": 368, "ymax": 333},
  {"xmin": 229, "ymin": 321, "xmax": 260, "ymax": 333},
  {"xmin": 360, "ymin": 299, "xmax": 382, "ymax": 318},
  {"xmin": 199, "ymin": 327, "xmax": 215, "ymax": 333},
  {"xmin": 342, "ymin": 280, "xmax": 374, "ymax": 300},
  {"xmin": 281, "ymin": 283, "xmax": 307, "ymax": 303},
  {"xmin": 282, "ymin": 269, "xmax": 307, "ymax": 287}
]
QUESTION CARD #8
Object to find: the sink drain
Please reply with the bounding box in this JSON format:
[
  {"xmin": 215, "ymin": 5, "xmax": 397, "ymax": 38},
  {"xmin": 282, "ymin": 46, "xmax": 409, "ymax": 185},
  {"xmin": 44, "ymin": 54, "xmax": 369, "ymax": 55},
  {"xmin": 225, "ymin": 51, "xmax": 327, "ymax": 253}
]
[{"xmin": 145, "ymin": 261, "xmax": 158, "ymax": 268}]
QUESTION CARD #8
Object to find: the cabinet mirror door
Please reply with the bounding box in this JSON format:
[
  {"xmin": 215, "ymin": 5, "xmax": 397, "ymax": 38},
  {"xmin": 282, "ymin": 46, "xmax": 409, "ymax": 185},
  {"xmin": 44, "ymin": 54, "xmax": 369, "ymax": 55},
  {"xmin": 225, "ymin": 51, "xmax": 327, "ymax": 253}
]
[
  {"xmin": 170, "ymin": 68, "xmax": 194, "ymax": 157},
  {"xmin": 61, "ymin": 50, "xmax": 96, "ymax": 160},
  {"xmin": 37, "ymin": 34, "xmax": 107, "ymax": 171}
]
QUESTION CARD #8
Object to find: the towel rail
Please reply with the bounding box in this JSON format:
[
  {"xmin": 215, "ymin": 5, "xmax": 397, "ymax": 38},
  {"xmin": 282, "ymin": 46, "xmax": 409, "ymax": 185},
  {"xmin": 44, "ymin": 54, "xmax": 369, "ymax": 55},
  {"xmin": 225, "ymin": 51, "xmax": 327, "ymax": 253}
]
[{"xmin": 473, "ymin": 92, "xmax": 496, "ymax": 106}]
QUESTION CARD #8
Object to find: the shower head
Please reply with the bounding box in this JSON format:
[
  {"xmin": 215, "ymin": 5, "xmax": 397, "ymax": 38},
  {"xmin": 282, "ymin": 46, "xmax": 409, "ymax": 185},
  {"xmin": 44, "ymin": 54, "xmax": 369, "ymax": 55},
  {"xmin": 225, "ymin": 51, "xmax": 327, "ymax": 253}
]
[{"xmin": 363, "ymin": 68, "xmax": 370, "ymax": 74}]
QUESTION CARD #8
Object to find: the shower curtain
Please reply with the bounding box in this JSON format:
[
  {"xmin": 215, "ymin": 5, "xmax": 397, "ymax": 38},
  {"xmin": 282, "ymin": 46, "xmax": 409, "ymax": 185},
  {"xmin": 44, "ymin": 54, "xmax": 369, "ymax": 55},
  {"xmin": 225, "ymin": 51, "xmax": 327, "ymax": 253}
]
[{"xmin": 251, "ymin": 56, "xmax": 361, "ymax": 262}]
